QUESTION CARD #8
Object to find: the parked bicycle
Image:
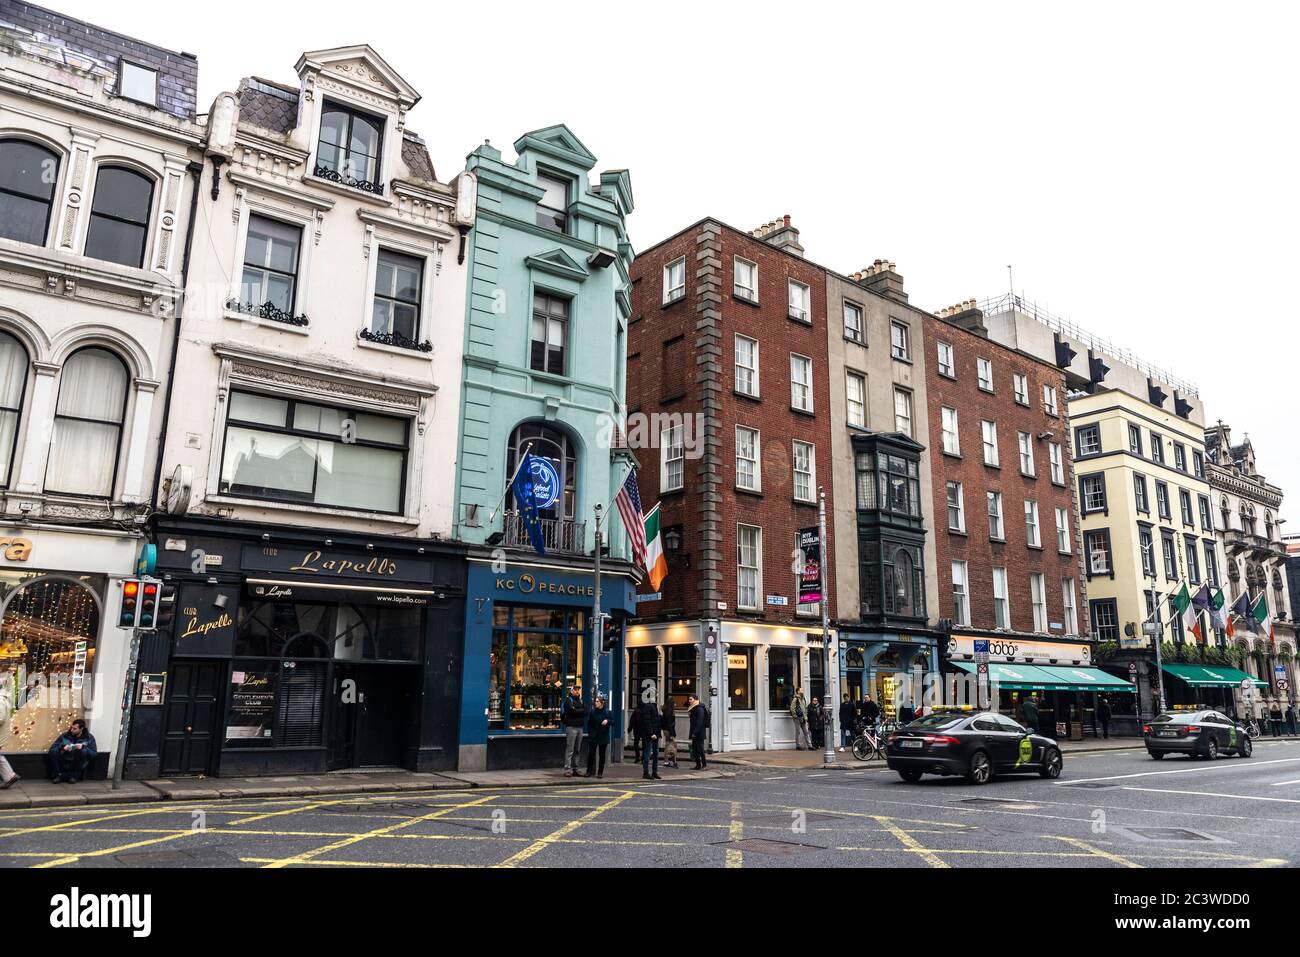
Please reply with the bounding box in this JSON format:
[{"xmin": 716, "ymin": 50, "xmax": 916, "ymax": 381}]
[{"xmin": 850, "ymin": 722, "xmax": 888, "ymax": 761}]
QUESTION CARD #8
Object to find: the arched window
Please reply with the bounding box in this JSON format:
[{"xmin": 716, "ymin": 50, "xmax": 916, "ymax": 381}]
[
  {"xmin": 45, "ymin": 348, "xmax": 128, "ymax": 497},
  {"xmin": 0, "ymin": 139, "xmax": 58, "ymax": 245},
  {"xmin": 0, "ymin": 331, "xmax": 28, "ymax": 488},
  {"xmin": 1266, "ymin": 511, "xmax": 1274, "ymax": 542},
  {"xmin": 507, "ymin": 422, "xmax": 577, "ymax": 521},
  {"xmin": 84, "ymin": 165, "xmax": 153, "ymax": 267}
]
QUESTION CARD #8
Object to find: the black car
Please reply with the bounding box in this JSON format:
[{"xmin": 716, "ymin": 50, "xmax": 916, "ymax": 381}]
[
  {"xmin": 1144, "ymin": 710, "xmax": 1253, "ymax": 760},
  {"xmin": 885, "ymin": 710, "xmax": 1063, "ymax": 784}
]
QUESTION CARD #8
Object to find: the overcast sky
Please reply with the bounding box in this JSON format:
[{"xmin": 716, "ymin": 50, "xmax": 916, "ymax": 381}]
[{"xmin": 58, "ymin": 0, "xmax": 1299, "ymax": 522}]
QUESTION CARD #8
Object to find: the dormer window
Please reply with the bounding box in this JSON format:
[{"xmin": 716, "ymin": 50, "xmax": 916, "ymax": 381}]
[
  {"xmin": 119, "ymin": 61, "xmax": 157, "ymax": 106},
  {"xmin": 536, "ymin": 172, "xmax": 569, "ymax": 232},
  {"xmin": 316, "ymin": 102, "xmax": 383, "ymax": 193}
]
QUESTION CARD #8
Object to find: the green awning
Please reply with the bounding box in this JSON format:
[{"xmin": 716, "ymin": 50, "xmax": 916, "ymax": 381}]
[
  {"xmin": 949, "ymin": 661, "xmax": 1135, "ymax": 692},
  {"xmin": 1161, "ymin": 664, "xmax": 1268, "ymax": 688}
]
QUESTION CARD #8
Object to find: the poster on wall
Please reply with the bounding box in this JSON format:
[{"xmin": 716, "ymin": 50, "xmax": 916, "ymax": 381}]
[
  {"xmin": 225, "ymin": 669, "xmax": 278, "ymax": 745},
  {"xmin": 798, "ymin": 526, "xmax": 822, "ymax": 604},
  {"xmin": 137, "ymin": 673, "xmax": 166, "ymax": 706}
]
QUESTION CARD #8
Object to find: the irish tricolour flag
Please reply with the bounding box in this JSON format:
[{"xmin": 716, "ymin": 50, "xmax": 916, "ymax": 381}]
[
  {"xmin": 1253, "ymin": 592, "xmax": 1275, "ymax": 645},
  {"xmin": 1171, "ymin": 582, "xmax": 1202, "ymax": 641},
  {"xmin": 643, "ymin": 503, "xmax": 668, "ymax": 592}
]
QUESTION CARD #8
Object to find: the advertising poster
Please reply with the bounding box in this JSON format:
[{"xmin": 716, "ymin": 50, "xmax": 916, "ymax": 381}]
[
  {"xmin": 225, "ymin": 669, "xmax": 278, "ymax": 745},
  {"xmin": 798, "ymin": 526, "xmax": 821, "ymax": 604}
]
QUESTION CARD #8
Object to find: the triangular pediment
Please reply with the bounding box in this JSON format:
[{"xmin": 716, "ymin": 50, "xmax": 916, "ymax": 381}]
[
  {"xmin": 525, "ymin": 248, "xmax": 589, "ymax": 282},
  {"xmin": 514, "ymin": 124, "xmax": 597, "ymax": 169},
  {"xmin": 296, "ymin": 45, "xmax": 420, "ymax": 105}
]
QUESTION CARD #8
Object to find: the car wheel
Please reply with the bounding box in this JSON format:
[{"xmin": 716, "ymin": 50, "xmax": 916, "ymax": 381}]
[
  {"xmin": 1148, "ymin": 751, "xmax": 1165, "ymax": 760},
  {"xmin": 1239, "ymin": 736, "xmax": 1253, "ymax": 758},
  {"xmin": 1204, "ymin": 737, "xmax": 1219, "ymax": 760},
  {"xmin": 965, "ymin": 750, "xmax": 992, "ymax": 785},
  {"xmin": 1039, "ymin": 746, "xmax": 1063, "ymax": 779},
  {"xmin": 897, "ymin": 769, "xmax": 923, "ymax": 782}
]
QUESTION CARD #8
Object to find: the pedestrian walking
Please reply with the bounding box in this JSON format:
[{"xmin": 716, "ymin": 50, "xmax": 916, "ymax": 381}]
[
  {"xmin": 0, "ymin": 754, "xmax": 18, "ymax": 790},
  {"xmin": 790, "ymin": 687, "xmax": 811, "ymax": 749},
  {"xmin": 560, "ymin": 685, "xmax": 587, "ymax": 776},
  {"xmin": 687, "ymin": 694, "xmax": 709, "ymax": 769},
  {"xmin": 633, "ymin": 698, "xmax": 662, "ymax": 779},
  {"xmin": 1021, "ymin": 695, "xmax": 1040, "ymax": 734},
  {"xmin": 1097, "ymin": 696, "xmax": 1112, "ymax": 739},
  {"xmin": 1269, "ymin": 700, "xmax": 1284, "ymax": 737},
  {"xmin": 808, "ymin": 697, "xmax": 824, "ymax": 749},
  {"xmin": 584, "ymin": 694, "xmax": 611, "ymax": 778},
  {"xmin": 838, "ymin": 694, "xmax": 856, "ymax": 751},
  {"xmin": 661, "ymin": 696, "xmax": 679, "ymax": 768}
]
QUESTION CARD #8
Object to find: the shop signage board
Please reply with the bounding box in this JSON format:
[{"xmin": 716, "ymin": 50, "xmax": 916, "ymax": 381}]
[
  {"xmin": 949, "ymin": 635, "xmax": 1090, "ymax": 665},
  {"xmin": 242, "ymin": 544, "xmax": 433, "ymax": 584},
  {"xmin": 727, "ymin": 654, "xmax": 748, "ymax": 669},
  {"xmin": 172, "ymin": 584, "xmax": 239, "ymax": 657},
  {"xmin": 226, "ymin": 669, "xmax": 277, "ymax": 743},
  {"xmin": 526, "ymin": 456, "xmax": 561, "ymax": 510}
]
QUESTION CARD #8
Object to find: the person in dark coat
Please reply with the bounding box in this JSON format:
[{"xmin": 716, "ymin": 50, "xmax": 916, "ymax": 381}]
[
  {"xmin": 48, "ymin": 719, "xmax": 97, "ymax": 783},
  {"xmin": 584, "ymin": 695, "xmax": 612, "ymax": 778},
  {"xmin": 1097, "ymin": 696, "xmax": 1112, "ymax": 739},
  {"xmin": 808, "ymin": 697, "xmax": 824, "ymax": 749},
  {"xmin": 1287, "ymin": 703, "xmax": 1297, "ymax": 736},
  {"xmin": 687, "ymin": 694, "xmax": 709, "ymax": 769},
  {"xmin": 1021, "ymin": 695, "xmax": 1040, "ymax": 733},
  {"xmin": 838, "ymin": 695, "xmax": 856, "ymax": 751},
  {"xmin": 898, "ymin": 700, "xmax": 915, "ymax": 725},
  {"xmin": 861, "ymin": 695, "xmax": 881, "ymax": 731},
  {"xmin": 633, "ymin": 699, "xmax": 662, "ymax": 779},
  {"xmin": 1269, "ymin": 701, "xmax": 1284, "ymax": 737}
]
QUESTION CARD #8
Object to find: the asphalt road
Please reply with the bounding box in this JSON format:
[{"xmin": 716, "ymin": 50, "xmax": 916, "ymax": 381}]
[{"xmin": 3, "ymin": 739, "xmax": 1298, "ymax": 868}]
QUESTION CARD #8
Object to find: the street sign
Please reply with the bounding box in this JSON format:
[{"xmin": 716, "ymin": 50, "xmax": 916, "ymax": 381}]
[
  {"xmin": 973, "ymin": 639, "xmax": 990, "ymax": 667},
  {"xmin": 1142, "ymin": 622, "xmax": 1162, "ymax": 636},
  {"xmin": 704, "ymin": 647, "xmax": 717, "ymax": 663},
  {"xmin": 1128, "ymin": 661, "xmax": 1138, "ymax": 676}
]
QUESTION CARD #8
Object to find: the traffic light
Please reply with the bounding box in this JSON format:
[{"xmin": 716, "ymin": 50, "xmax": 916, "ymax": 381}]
[
  {"xmin": 155, "ymin": 582, "xmax": 178, "ymax": 630},
  {"xmin": 119, "ymin": 579, "xmax": 141, "ymax": 628},
  {"xmin": 138, "ymin": 578, "xmax": 161, "ymax": 629},
  {"xmin": 601, "ymin": 607, "xmax": 628, "ymax": 653}
]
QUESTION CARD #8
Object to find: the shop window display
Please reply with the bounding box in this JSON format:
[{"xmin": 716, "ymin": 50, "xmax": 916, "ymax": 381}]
[
  {"xmin": 728, "ymin": 647, "xmax": 753, "ymax": 710},
  {"xmin": 666, "ymin": 644, "xmax": 698, "ymax": 709},
  {"xmin": 0, "ymin": 573, "xmax": 102, "ymax": 753},
  {"xmin": 488, "ymin": 605, "xmax": 585, "ymax": 731},
  {"xmin": 769, "ymin": 647, "xmax": 800, "ymax": 710}
]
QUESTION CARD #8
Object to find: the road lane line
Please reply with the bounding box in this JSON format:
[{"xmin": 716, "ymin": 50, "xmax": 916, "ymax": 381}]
[
  {"xmin": 1269, "ymin": 779, "xmax": 1300, "ymax": 787},
  {"xmin": 1122, "ymin": 786, "xmax": 1300, "ymax": 804},
  {"xmin": 498, "ymin": 791, "xmax": 636, "ymax": 868},
  {"xmin": 1051, "ymin": 835, "xmax": 1142, "ymax": 868},
  {"xmin": 1063, "ymin": 756, "xmax": 1300, "ymax": 784},
  {"xmin": 726, "ymin": 801, "xmax": 744, "ymax": 868},
  {"xmin": 874, "ymin": 815, "xmax": 949, "ymax": 868}
]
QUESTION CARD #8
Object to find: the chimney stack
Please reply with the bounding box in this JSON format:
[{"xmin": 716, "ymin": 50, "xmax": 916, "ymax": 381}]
[
  {"xmin": 749, "ymin": 213, "xmax": 804, "ymax": 257},
  {"xmin": 937, "ymin": 299, "xmax": 987, "ymax": 337},
  {"xmin": 853, "ymin": 259, "xmax": 907, "ymax": 303}
]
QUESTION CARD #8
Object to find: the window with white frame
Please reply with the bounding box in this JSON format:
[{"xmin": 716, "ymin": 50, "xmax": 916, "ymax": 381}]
[
  {"xmin": 239, "ymin": 215, "xmax": 302, "ymax": 317},
  {"xmin": 1128, "ymin": 424, "xmax": 1143, "ymax": 455},
  {"xmin": 1018, "ymin": 431, "xmax": 1035, "ymax": 475},
  {"xmin": 946, "ymin": 481, "xmax": 965, "ymax": 532},
  {"xmin": 788, "ymin": 279, "xmax": 810, "ymax": 322},
  {"xmin": 372, "ymin": 249, "xmax": 425, "ymax": 344},
  {"xmin": 790, "ymin": 354, "xmax": 813, "ymax": 412},
  {"xmin": 937, "ymin": 341, "xmax": 955, "ymax": 377},
  {"xmin": 46, "ymin": 348, "xmax": 128, "ymax": 498},
  {"xmin": 1049, "ymin": 442, "xmax": 1064, "ymax": 484},
  {"xmin": 1042, "ymin": 383, "xmax": 1058, "ymax": 415},
  {"xmin": 890, "ymin": 321, "xmax": 911, "ymax": 360},
  {"xmin": 987, "ymin": 491, "xmax": 1004, "ymax": 540},
  {"xmin": 1151, "ymin": 433, "xmax": 1165, "ymax": 464},
  {"xmin": 1013, "ymin": 372, "xmax": 1028, "ymax": 405},
  {"xmin": 843, "ymin": 300, "xmax": 863, "ymax": 342},
  {"xmin": 1134, "ymin": 474, "xmax": 1150, "ymax": 512},
  {"xmin": 1030, "ymin": 573, "xmax": 1047, "ymax": 632},
  {"xmin": 1024, "ymin": 499, "xmax": 1041, "ymax": 547},
  {"xmin": 737, "ymin": 524, "xmax": 762, "ymax": 610},
  {"xmin": 982, "ymin": 420, "xmax": 999, "ymax": 466},
  {"xmin": 1062, "ymin": 578, "xmax": 1078, "ymax": 634},
  {"xmin": 661, "ymin": 422, "xmax": 684, "ymax": 492},
  {"xmin": 1055, "ymin": 506, "xmax": 1071, "ymax": 553},
  {"xmin": 951, "ymin": 561, "xmax": 969, "ymax": 626},
  {"xmin": 119, "ymin": 61, "xmax": 158, "ymax": 106},
  {"xmin": 535, "ymin": 171, "xmax": 569, "ymax": 232},
  {"xmin": 993, "ymin": 566, "xmax": 1010, "ymax": 629},
  {"xmin": 846, "ymin": 371, "xmax": 866, "ymax": 427},
  {"xmin": 736, "ymin": 426, "xmax": 760, "ymax": 491},
  {"xmin": 735, "ymin": 335, "xmax": 758, "ymax": 396},
  {"xmin": 893, "ymin": 387, "xmax": 913, "ymax": 437},
  {"xmin": 941, "ymin": 407, "xmax": 960, "ymax": 455},
  {"xmin": 1081, "ymin": 474, "xmax": 1107, "ymax": 514},
  {"xmin": 663, "ymin": 256, "xmax": 686, "ymax": 303},
  {"xmin": 792, "ymin": 441, "xmax": 815, "ymax": 502},
  {"xmin": 1087, "ymin": 530, "xmax": 1113, "ymax": 576},
  {"xmin": 733, "ymin": 257, "xmax": 758, "ymax": 302},
  {"xmin": 977, "ymin": 357, "xmax": 993, "ymax": 391},
  {"xmin": 1076, "ymin": 424, "xmax": 1101, "ymax": 457}
]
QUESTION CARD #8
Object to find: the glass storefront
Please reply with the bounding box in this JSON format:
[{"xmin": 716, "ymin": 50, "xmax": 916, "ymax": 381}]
[
  {"xmin": 666, "ymin": 645, "xmax": 697, "ymax": 709},
  {"xmin": 768, "ymin": 647, "xmax": 799, "ymax": 711},
  {"xmin": 628, "ymin": 646, "xmax": 657, "ymax": 708},
  {"xmin": 727, "ymin": 647, "xmax": 753, "ymax": 710},
  {"xmin": 0, "ymin": 571, "xmax": 103, "ymax": 752},
  {"xmin": 489, "ymin": 604, "xmax": 585, "ymax": 731}
]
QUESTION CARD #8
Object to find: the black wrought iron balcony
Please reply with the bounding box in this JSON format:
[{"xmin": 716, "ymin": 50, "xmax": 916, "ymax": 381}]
[
  {"xmin": 501, "ymin": 510, "xmax": 586, "ymax": 554},
  {"xmin": 226, "ymin": 298, "xmax": 309, "ymax": 327},
  {"xmin": 359, "ymin": 328, "xmax": 433, "ymax": 353},
  {"xmin": 313, "ymin": 163, "xmax": 384, "ymax": 196}
]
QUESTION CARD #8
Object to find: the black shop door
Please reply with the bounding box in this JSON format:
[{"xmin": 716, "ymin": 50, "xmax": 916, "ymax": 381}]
[
  {"xmin": 160, "ymin": 660, "xmax": 223, "ymax": 776},
  {"xmin": 329, "ymin": 664, "xmax": 411, "ymax": 769}
]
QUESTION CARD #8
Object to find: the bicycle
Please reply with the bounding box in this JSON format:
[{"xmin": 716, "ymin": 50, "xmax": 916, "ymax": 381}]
[
  {"xmin": 1241, "ymin": 715, "xmax": 1261, "ymax": 739},
  {"xmin": 850, "ymin": 722, "xmax": 888, "ymax": 761}
]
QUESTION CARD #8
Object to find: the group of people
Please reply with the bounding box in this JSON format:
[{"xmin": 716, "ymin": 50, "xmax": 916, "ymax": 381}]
[
  {"xmin": 561, "ymin": 686, "xmax": 711, "ymax": 780},
  {"xmin": 1259, "ymin": 699, "xmax": 1298, "ymax": 736},
  {"xmin": 0, "ymin": 718, "xmax": 98, "ymax": 789}
]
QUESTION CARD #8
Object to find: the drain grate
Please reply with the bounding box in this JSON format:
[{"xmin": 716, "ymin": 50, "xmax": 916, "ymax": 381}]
[
  {"xmin": 320, "ymin": 800, "xmax": 435, "ymax": 814},
  {"xmin": 1121, "ymin": 827, "xmax": 1216, "ymax": 842},
  {"xmin": 711, "ymin": 837, "xmax": 824, "ymax": 855},
  {"xmin": 1062, "ymin": 782, "xmax": 1119, "ymax": 789}
]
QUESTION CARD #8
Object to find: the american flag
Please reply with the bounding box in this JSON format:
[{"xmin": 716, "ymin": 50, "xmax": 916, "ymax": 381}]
[{"xmin": 614, "ymin": 469, "xmax": 647, "ymax": 569}]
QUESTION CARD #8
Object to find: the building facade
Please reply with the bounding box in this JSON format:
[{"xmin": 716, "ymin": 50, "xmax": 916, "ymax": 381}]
[
  {"xmin": 627, "ymin": 217, "xmax": 838, "ymax": 752},
  {"xmin": 123, "ymin": 43, "xmax": 475, "ymax": 778},
  {"xmin": 824, "ymin": 261, "xmax": 941, "ymax": 725},
  {"xmin": 0, "ymin": 2, "xmax": 202, "ymax": 777},
  {"xmin": 1204, "ymin": 423, "xmax": 1296, "ymax": 711},
  {"xmin": 451, "ymin": 127, "xmax": 636, "ymax": 771}
]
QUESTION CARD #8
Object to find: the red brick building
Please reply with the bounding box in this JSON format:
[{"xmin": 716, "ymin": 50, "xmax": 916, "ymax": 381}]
[
  {"xmin": 922, "ymin": 304, "xmax": 1094, "ymax": 731},
  {"xmin": 624, "ymin": 216, "xmax": 837, "ymax": 752}
]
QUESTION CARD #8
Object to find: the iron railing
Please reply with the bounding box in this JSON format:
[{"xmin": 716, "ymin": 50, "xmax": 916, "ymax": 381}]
[{"xmin": 501, "ymin": 510, "xmax": 587, "ymax": 554}]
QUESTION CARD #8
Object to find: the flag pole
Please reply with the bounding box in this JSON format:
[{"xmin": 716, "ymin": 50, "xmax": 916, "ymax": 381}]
[{"xmin": 486, "ymin": 441, "xmax": 534, "ymax": 525}]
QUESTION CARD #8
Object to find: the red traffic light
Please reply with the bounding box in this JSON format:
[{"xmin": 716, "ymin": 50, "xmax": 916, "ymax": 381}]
[
  {"xmin": 123, "ymin": 581, "xmax": 140, "ymax": 597},
  {"xmin": 143, "ymin": 583, "xmax": 158, "ymax": 596}
]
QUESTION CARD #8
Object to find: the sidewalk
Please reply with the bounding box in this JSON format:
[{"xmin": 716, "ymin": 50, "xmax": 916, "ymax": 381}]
[{"xmin": 0, "ymin": 762, "xmax": 734, "ymax": 811}]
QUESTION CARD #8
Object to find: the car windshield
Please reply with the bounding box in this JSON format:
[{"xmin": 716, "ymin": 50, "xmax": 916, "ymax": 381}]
[
  {"xmin": 1152, "ymin": 713, "xmax": 1195, "ymax": 724},
  {"xmin": 905, "ymin": 712, "xmax": 965, "ymax": 731}
]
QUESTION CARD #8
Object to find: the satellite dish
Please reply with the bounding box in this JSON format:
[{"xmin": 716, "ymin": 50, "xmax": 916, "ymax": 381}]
[{"xmin": 166, "ymin": 464, "xmax": 193, "ymax": 515}]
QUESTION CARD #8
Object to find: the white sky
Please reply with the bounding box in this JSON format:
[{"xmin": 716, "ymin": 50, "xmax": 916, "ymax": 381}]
[{"xmin": 57, "ymin": 0, "xmax": 1299, "ymax": 523}]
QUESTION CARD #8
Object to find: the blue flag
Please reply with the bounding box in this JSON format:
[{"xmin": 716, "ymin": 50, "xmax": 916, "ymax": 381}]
[{"xmin": 510, "ymin": 453, "xmax": 546, "ymax": 556}]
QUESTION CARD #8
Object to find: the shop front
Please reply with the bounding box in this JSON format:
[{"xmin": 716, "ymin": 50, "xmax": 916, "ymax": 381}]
[
  {"xmin": 838, "ymin": 629, "xmax": 939, "ymax": 724},
  {"xmin": 1160, "ymin": 664, "xmax": 1267, "ymax": 718},
  {"xmin": 122, "ymin": 518, "xmax": 465, "ymax": 778},
  {"xmin": 459, "ymin": 557, "xmax": 636, "ymax": 771}
]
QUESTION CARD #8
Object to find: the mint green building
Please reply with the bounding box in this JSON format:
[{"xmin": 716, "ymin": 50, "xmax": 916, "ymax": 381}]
[{"xmin": 453, "ymin": 126, "xmax": 637, "ymax": 770}]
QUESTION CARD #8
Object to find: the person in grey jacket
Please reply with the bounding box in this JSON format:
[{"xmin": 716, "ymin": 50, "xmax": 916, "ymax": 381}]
[{"xmin": 560, "ymin": 686, "xmax": 587, "ymax": 776}]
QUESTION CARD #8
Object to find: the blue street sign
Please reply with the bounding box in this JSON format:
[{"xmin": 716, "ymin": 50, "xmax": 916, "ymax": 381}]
[
  {"xmin": 973, "ymin": 639, "xmax": 990, "ymax": 655},
  {"xmin": 529, "ymin": 457, "xmax": 561, "ymax": 510}
]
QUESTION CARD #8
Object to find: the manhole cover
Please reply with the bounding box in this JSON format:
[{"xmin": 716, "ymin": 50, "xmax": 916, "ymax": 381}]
[
  {"xmin": 320, "ymin": 801, "xmax": 433, "ymax": 814},
  {"xmin": 745, "ymin": 812, "xmax": 844, "ymax": 824},
  {"xmin": 1062, "ymin": 782, "xmax": 1118, "ymax": 789},
  {"xmin": 711, "ymin": 838, "xmax": 824, "ymax": 855},
  {"xmin": 960, "ymin": 798, "xmax": 1040, "ymax": 810},
  {"xmin": 1121, "ymin": 827, "xmax": 1216, "ymax": 842}
]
